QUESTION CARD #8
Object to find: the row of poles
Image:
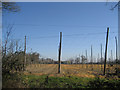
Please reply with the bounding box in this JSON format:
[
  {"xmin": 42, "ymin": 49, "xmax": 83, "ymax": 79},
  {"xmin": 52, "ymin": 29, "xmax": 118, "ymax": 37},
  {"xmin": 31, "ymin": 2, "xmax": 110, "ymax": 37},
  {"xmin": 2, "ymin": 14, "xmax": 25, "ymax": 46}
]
[
  {"xmin": 23, "ymin": 27, "xmax": 118, "ymax": 75},
  {"xmin": 58, "ymin": 27, "xmax": 118, "ymax": 75}
]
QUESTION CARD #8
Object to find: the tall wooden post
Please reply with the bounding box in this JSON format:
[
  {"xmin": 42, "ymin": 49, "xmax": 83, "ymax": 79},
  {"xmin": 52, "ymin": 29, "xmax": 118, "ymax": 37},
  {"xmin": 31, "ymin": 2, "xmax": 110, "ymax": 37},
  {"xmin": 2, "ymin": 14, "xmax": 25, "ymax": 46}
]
[
  {"xmin": 115, "ymin": 36, "xmax": 118, "ymax": 68},
  {"xmin": 101, "ymin": 44, "xmax": 103, "ymax": 71},
  {"xmin": 103, "ymin": 27, "xmax": 109, "ymax": 75},
  {"xmin": 91, "ymin": 45, "xmax": 93, "ymax": 70},
  {"xmin": 86, "ymin": 50, "xmax": 88, "ymax": 68},
  {"xmin": 16, "ymin": 41, "xmax": 18, "ymax": 52},
  {"xmin": 111, "ymin": 50, "xmax": 113, "ymax": 61},
  {"xmin": 24, "ymin": 36, "xmax": 26, "ymax": 71},
  {"xmin": 98, "ymin": 53, "xmax": 99, "ymax": 68},
  {"xmin": 79, "ymin": 54, "xmax": 80, "ymax": 68},
  {"xmin": 118, "ymin": 1, "xmax": 120, "ymax": 62},
  {"xmin": 58, "ymin": 32, "xmax": 62, "ymax": 73}
]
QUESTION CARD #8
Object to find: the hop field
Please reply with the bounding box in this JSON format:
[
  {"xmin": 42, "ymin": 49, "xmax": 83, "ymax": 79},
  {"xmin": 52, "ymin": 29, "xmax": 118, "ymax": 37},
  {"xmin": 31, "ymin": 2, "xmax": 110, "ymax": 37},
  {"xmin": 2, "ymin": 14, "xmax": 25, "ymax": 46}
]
[
  {"xmin": 24, "ymin": 64, "xmax": 120, "ymax": 78},
  {"xmin": 3, "ymin": 64, "xmax": 120, "ymax": 88}
]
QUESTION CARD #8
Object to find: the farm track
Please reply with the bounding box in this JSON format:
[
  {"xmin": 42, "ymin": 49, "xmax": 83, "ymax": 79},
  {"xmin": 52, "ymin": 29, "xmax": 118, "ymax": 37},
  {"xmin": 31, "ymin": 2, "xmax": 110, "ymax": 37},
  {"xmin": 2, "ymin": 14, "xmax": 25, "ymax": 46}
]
[
  {"xmin": 25, "ymin": 64, "xmax": 58, "ymax": 76},
  {"xmin": 43, "ymin": 64, "xmax": 57, "ymax": 75}
]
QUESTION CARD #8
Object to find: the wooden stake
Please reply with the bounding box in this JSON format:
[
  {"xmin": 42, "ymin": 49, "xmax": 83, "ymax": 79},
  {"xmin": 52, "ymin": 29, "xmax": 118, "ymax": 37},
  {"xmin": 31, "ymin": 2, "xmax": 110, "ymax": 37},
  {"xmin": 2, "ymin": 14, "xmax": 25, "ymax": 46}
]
[
  {"xmin": 103, "ymin": 27, "xmax": 109, "ymax": 75},
  {"xmin": 58, "ymin": 32, "xmax": 62, "ymax": 73}
]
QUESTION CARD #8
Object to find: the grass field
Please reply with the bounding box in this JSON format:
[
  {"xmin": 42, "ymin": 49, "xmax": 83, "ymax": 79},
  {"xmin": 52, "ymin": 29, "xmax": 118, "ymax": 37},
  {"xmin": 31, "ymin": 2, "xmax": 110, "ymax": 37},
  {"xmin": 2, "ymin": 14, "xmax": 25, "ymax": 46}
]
[
  {"xmin": 21, "ymin": 74, "xmax": 120, "ymax": 88},
  {"xmin": 3, "ymin": 72, "xmax": 120, "ymax": 88},
  {"xmin": 24, "ymin": 64, "xmax": 120, "ymax": 78},
  {"xmin": 3, "ymin": 64, "xmax": 120, "ymax": 88}
]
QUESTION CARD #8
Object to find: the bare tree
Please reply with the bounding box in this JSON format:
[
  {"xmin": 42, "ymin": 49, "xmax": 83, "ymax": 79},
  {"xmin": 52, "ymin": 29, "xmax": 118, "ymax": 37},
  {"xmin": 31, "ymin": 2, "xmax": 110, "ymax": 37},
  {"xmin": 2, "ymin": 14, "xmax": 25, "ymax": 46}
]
[
  {"xmin": 81, "ymin": 55, "xmax": 87, "ymax": 68},
  {"xmin": 81, "ymin": 55, "xmax": 87, "ymax": 64},
  {"xmin": 67, "ymin": 58, "xmax": 74, "ymax": 64},
  {"xmin": 1, "ymin": 2, "xmax": 20, "ymax": 12},
  {"xmin": 2, "ymin": 24, "xmax": 13, "ymax": 57},
  {"xmin": 2, "ymin": 24, "xmax": 26, "ymax": 73},
  {"xmin": 75, "ymin": 57, "xmax": 80, "ymax": 64}
]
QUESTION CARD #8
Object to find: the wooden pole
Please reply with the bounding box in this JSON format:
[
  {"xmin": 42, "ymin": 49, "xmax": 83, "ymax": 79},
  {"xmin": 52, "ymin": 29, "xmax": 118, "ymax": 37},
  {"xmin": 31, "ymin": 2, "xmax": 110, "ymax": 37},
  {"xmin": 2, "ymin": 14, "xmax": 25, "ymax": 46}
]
[
  {"xmin": 16, "ymin": 40, "xmax": 18, "ymax": 52},
  {"xmin": 91, "ymin": 45, "xmax": 93, "ymax": 70},
  {"xmin": 86, "ymin": 50, "xmax": 88, "ymax": 68},
  {"xmin": 79, "ymin": 54, "xmax": 80, "ymax": 69},
  {"xmin": 24, "ymin": 35, "xmax": 26, "ymax": 71},
  {"xmin": 81, "ymin": 52, "xmax": 83, "ymax": 67},
  {"xmin": 103, "ymin": 27, "xmax": 109, "ymax": 75},
  {"xmin": 111, "ymin": 50, "xmax": 113, "ymax": 61},
  {"xmin": 101, "ymin": 44, "xmax": 102, "ymax": 71},
  {"xmin": 118, "ymin": 1, "xmax": 120, "ymax": 63},
  {"xmin": 98, "ymin": 53, "xmax": 99, "ymax": 69},
  {"xmin": 115, "ymin": 36, "xmax": 118, "ymax": 68},
  {"xmin": 58, "ymin": 32, "xmax": 62, "ymax": 73}
]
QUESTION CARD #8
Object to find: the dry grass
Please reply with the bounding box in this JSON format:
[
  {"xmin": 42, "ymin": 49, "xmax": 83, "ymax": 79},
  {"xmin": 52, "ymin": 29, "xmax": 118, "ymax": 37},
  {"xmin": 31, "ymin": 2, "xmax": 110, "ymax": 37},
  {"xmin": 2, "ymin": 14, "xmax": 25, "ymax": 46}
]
[{"xmin": 24, "ymin": 64, "xmax": 120, "ymax": 78}]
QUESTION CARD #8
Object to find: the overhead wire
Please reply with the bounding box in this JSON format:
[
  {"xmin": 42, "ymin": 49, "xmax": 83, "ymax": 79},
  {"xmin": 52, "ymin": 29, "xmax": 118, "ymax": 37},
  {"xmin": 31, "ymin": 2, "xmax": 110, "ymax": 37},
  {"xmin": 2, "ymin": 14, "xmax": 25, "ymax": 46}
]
[
  {"xmin": 28, "ymin": 32, "xmax": 117, "ymax": 39},
  {"xmin": 9, "ymin": 23, "xmax": 118, "ymax": 28}
]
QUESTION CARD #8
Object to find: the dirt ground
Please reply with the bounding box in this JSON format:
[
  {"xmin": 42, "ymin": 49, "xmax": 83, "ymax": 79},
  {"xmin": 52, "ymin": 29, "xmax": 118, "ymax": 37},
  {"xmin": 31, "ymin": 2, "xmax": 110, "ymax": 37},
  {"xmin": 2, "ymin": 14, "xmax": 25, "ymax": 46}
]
[{"xmin": 24, "ymin": 64, "xmax": 120, "ymax": 78}]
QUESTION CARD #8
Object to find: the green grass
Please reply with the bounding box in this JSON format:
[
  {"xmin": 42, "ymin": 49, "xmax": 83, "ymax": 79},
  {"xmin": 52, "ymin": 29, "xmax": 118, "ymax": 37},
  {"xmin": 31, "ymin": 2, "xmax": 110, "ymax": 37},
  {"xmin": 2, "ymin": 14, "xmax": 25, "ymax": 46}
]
[
  {"xmin": 87, "ymin": 77, "xmax": 120, "ymax": 88},
  {"xmin": 3, "ymin": 73, "xmax": 120, "ymax": 88},
  {"xmin": 21, "ymin": 74, "xmax": 120, "ymax": 88},
  {"xmin": 21, "ymin": 75, "xmax": 92, "ymax": 88}
]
